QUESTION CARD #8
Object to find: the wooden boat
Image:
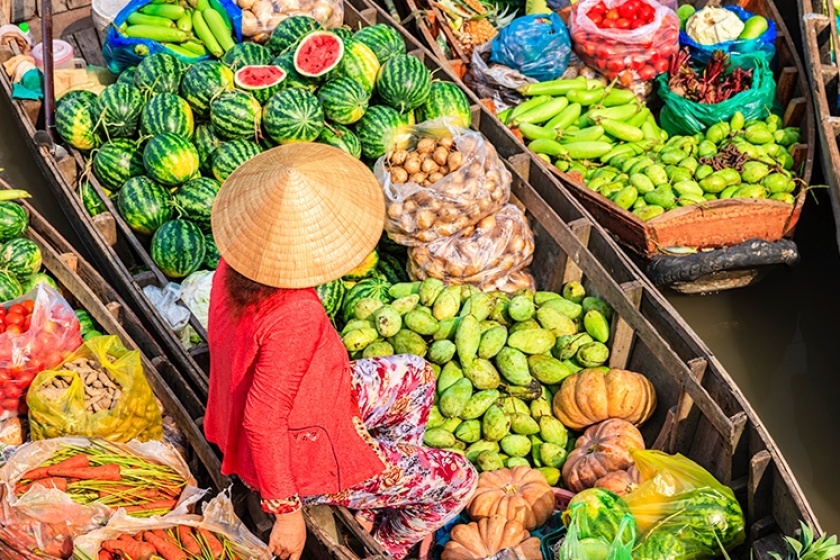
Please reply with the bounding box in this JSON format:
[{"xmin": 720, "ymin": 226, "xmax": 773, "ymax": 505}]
[
  {"xmin": 387, "ymin": 0, "xmax": 815, "ymax": 294},
  {"xmin": 0, "ymin": 1, "xmax": 828, "ymax": 558},
  {"xmin": 799, "ymin": 0, "xmax": 840, "ymax": 253}
]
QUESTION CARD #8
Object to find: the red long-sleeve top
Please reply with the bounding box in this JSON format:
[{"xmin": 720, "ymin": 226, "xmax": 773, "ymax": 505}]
[{"xmin": 204, "ymin": 260, "xmax": 385, "ymax": 514}]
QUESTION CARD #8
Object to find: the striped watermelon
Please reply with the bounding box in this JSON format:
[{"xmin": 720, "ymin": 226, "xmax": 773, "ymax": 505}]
[
  {"xmin": 354, "ymin": 105, "xmax": 408, "ymax": 160},
  {"xmin": 0, "ymin": 271, "xmax": 22, "ymax": 302},
  {"xmin": 341, "ymin": 277, "xmax": 391, "ymax": 323},
  {"xmin": 332, "ymin": 26, "xmax": 353, "ymax": 40},
  {"xmin": 59, "ymin": 90, "xmax": 97, "ymax": 108},
  {"xmin": 222, "ymin": 43, "xmax": 271, "ymax": 72},
  {"xmin": 318, "ymin": 77, "xmax": 368, "ymax": 125},
  {"xmin": 316, "ymin": 278, "xmax": 346, "ymax": 319},
  {"xmin": 133, "ymin": 53, "xmax": 185, "ymax": 94},
  {"xmin": 194, "ymin": 123, "xmax": 223, "ymax": 173},
  {"xmin": 21, "ymin": 272, "xmax": 58, "ymax": 295},
  {"xmin": 79, "ymin": 181, "xmax": 112, "ymax": 217},
  {"xmin": 337, "ymin": 38, "xmax": 380, "ymax": 94},
  {"xmin": 419, "ymin": 81, "xmax": 472, "ymax": 129},
  {"xmin": 92, "ymin": 139, "xmax": 144, "ymax": 191},
  {"xmin": 203, "ymin": 233, "xmax": 220, "ymax": 269},
  {"xmin": 267, "ymin": 15, "xmax": 322, "ymax": 56},
  {"xmin": 271, "ymin": 53, "xmax": 317, "ymax": 92},
  {"xmin": 117, "ymin": 176, "xmax": 173, "ymax": 236},
  {"xmin": 344, "ymin": 249, "xmax": 379, "ymax": 280},
  {"xmin": 151, "ymin": 219, "xmax": 206, "ymax": 278},
  {"xmin": 376, "ymin": 55, "xmax": 432, "ymax": 113},
  {"xmin": 117, "ymin": 68, "xmax": 136, "ymax": 85},
  {"xmin": 262, "ymin": 89, "xmax": 324, "ymax": 145},
  {"xmin": 143, "ymin": 133, "xmax": 199, "ymax": 186},
  {"xmin": 353, "ymin": 24, "xmax": 405, "ymax": 64},
  {"xmin": 141, "ymin": 93, "xmax": 195, "ymax": 139},
  {"xmin": 210, "ymin": 90, "xmax": 262, "ymax": 140},
  {"xmin": 173, "ymin": 177, "xmax": 220, "ymax": 229},
  {"xmin": 317, "ymin": 124, "xmax": 361, "ymax": 159},
  {"xmin": 211, "ymin": 139, "xmax": 263, "ymax": 182},
  {"xmin": 0, "ymin": 238, "xmax": 42, "ymax": 279},
  {"xmin": 377, "ymin": 252, "xmax": 409, "ymax": 283},
  {"xmin": 180, "ymin": 61, "xmax": 235, "ymax": 117},
  {"xmin": 235, "ymin": 65, "xmax": 286, "ymax": 104},
  {"xmin": 92, "ymin": 82, "xmax": 144, "ymax": 139},
  {"xmin": 56, "ymin": 97, "xmax": 100, "ymax": 151},
  {"xmin": 293, "ymin": 31, "xmax": 344, "ymax": 78},
  {"xmin": 0, "ymin": 202, "xmax": 28, "ymax": 242}
]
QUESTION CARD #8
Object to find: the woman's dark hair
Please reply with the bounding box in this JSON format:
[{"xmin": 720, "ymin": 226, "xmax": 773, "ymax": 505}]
[{"xmin": 224, "ymin": 265, "xmax": 278, "ymax": 312}]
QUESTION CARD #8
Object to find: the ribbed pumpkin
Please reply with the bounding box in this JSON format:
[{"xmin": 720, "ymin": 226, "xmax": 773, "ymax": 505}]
[
  {"xmin": 467, "ymin": 467, "xmax": 554, "ymax": 531},
  {"xmin": 594, "ymin": 465, "xmax": 641, "ymax": 496},
  {"xmin": 562, "ymin": 419, "xmax": 645, "ymax": 493},
  {"xmin": 552, "ymin": 368, "xmax": 657, "ymax": 430},
  {"xmin": 442, "ymin": 516, "xmax": 541, "ymax": 560}
]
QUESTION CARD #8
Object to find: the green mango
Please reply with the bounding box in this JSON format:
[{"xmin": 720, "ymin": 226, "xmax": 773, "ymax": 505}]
[
  {"xmin": 540, "ymin": 297, "xmax": 583, "ymax": 320},
  {"xmin": 461, "ymin": 389, "xmax": 501, "ymax": 419},
  {"xmin": 552, "ymin": 333, "xmax": 594, "ymax": 360},
  {"xmin": 500, "ymin": 434, "xmax": 532, "ymax": 458},
  {"xmin": 697, "ymin": 140, "xmax": 717, "ymax": 158},
  {"xmin": 528, "ymin": 354, "xmax": 574, "ymax": 385},
  {"xmin": 465, "ymin": 358, "xmax": 502, "ymax": 390},
  {"xmin": 611, "ymin": 186, "xmax": 638, "ymax": 210},
  {"xmin": 432, "ymin": 286, "xmax": 461, "ymax": 321},
  {"xmin": 669, "ymin": 166, "xmax": 694, "ymax": 184},
  {"xmin": 695, "ymin": 163, "xmax": 714, "ymax": 180},
  {"xmin": 461, "ymin": 292, "xmax": 495, "ymax": 322},
  {"xmin": 391, "ymin": 294, "xmax": 420, "ymax": 316},
  {"xmin": 341, "ymin": 319, "xmax": 373, "ymax": 336},
  {"xmin": 672, "ymin": 180, "xmax": 703, "ymax": 197},
  {"xmin": 583, "ymin": 310, "xmax": 610, "ymax": 343},
  {"xmin": 629, "ymin": 173, "xmax": 655, "ymax": 195},
  {"xmin": 740, "ymin": 161, "xmax": 770, "ymax": 184},
  {"xmin": 644, "ymin": 186, "xmax": 676, "ymax": 209},
  {"xmin": 362, "ymin": 341, "xmax": 395, "ymax": 358},
  {"xmin": 745, "ymin": 123, "xmax": 774, "ymax": 144},
  {"xmin": 582, "ymin": 297, "xmax": 612, "ymax": 320},
  {"xmin": 509, "ymin": 319, "xmax": 542, "ymax": 334},
  {"xmin": 502, "ymin": 397, "xmax": 531, "ymax": 416},
  {"xmin": 762, "ymin": 172, "xmax": 793, "ymax": 193},
  {"xmin": 534, "ymin": 291, "xmax": 562, "ymax": 306},
  {"xmin": 508, "ymin": 295, "xmax": 536, "ymax": 322},
  {"xmin": 465, "ymin": 440, "xmax": 500, "ymax": 463},
  {"xmin": 496, "ymin": 347, "xmax": 534, "ymax": 386},
  {"xmin": 418, "ymin": 278, "xmax": 445, "ymax": 306},
  {"xmin": 390, "ymin": 329, "xmax": 428, "ymax": 357},
  {"xmin": 539, "ymin": 441, "xmax": 568, "ymax": 469},
  {"xmin": 507, "ymin": 329, "xmax": 556, "ymax": 355},
  {"xmin": 643, "ymin": 163, "xmax": 668, "ymax": 186},
  {"xmin": 354, "ymin": 297, "xmax": 385, "ymax": 320},
  {"xmin": 372, "ymin": 305, "xmax": 402, "ymax": 338},
  {"xmin": 562, "ymin": 359, "xmax": 583, "ymax": 373},
  {"xmin": 434, "ymin": 317, "xmax": 461, "ymax": 341},
  {"xmin": 476, "ymin": 450, "xmax": 505, "ymax": 472},
  {"xmin": 342, "ymin": 327, "xmax": 378, "ymax": 352},
  {"xmin": 404, "ymin": 309, "xmax": 440, "ymax": 336},
  {"xmin": 732, "ymin": 184, "xmax": 767, "ymax": 199},
  {"xmin": 633, "ymin": 205, "xmax": 666, "ymax": 221},
  {"xmin": 423, "ymin": 428, "xmax": 456, "ymax": 449},
  {"xmin": 388, "ymin": 282, "xmax": 420, "ymax": 299},
  {"xmin": 428, "ymin": 340, "xmax": 457, "ymax": 365},
  {"xmin": 456, "ymin": 315, "xmax": 482, "ymax": 367},
  {"xmin": 460, "ymin": 284, "xmax": 481, "ymax": 303},
  {"xmin": 482, "ymin": 403, "xmax": 511, "ymax": 442},
  {"xmin": 537, "ymin": 467, "xmax": 561, "ymax": 486},
  {"xmin": 539, "ymin": 416, "xmax": 569, "ymax": 446},
  {"xmin": 454, "ymin": 419, "xmax": 482, "ymax": 443},
  {"xmin": 576, "ymin": 341, "xmax": 610, "ymax": 367},
  {"xmin": 719, "ymin": 185, "xmax": 739, "ymax": 199},
  {"xmin": 480, "ymin": 320, "xmax": 502, "ymax": 333},
  {"xmin": 427, "ymin": 405, "xmax": 445, "ymax": 428},
  {"xmin": 478, "ymin": 325, "xmax": 509, "ymax": 359},
  {"xmin": 437, "ymin": 361, "xmax": 464, "ymax": 394},
  {"xmin": 510, "ymin": 413, "xmax": 541, "ymax": 435},
  {"xmin": 561, "ymin": 281, "xmax": 586, "ymax": 303},
  {"xmin": 439, "ymin": 378, "xmax": 473, "ymax": 418},
  {"xmin": 600, "ymin": 182, "xmax": 624, "ymax": 200},
  {"xmin": 535, "ymin": 307, "xmax": 577, "ymax": 338},
  {"xmin": 506, "ymin": 457, "xmax": 531, "ymax": 468},
  {"xmin": 489, "ymin": 295, "xmax": 511, "ymax": 325},
  {"xmin": 704, "ymin": 122, "xmax": 729, "ymax": 144},
  {"xmin": 770, "ymin": 192, "xmax": 795, "ymax": 204},
  {"xmin": 529, "ymin": 397, "xmax": 553, "ymax": 418},
  {"xmin": 440, "ymin": 417, "xmax": 462, "ymax": 432}
]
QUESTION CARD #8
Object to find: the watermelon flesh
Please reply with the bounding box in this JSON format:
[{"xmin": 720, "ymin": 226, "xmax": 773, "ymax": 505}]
[
  {"xmin": 294, "ymin": 32, "xmax": 344, "ymax": 78},
  {"xmin": 235, "ymin": 65, "xmax": 287, "ymax": 90}
]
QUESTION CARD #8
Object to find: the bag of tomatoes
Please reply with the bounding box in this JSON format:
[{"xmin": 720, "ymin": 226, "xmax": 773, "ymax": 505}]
[
  {"xmin": 0, "ymin": 284, "xmax": 82, "ymax": 421},
  {"xmin": 570, "ymin": 0, "xmax": 680, "ymax": 86}
]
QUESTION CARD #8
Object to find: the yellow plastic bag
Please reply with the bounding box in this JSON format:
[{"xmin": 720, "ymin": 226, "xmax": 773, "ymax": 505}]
[
  {"xmin": 26, "ymin": 335, "xmax": 163, "ymax": 442},
  {"xmin": 624, "ymin": 449, "xmax": 745, "ymax": 560}
]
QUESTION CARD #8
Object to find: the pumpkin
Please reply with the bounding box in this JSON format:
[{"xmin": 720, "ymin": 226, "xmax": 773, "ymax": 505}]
[
  {"xmin": 552, "ymin": 368, "xmax": 657, "ymax": 430},
  {"xmin": 442, "ymin": 516, "xmax": 541, "ymax": 560},
  {"xmin": 593, "ymin": 465, "xmax": 641, "ymax": 496},
  {"xmin": 467, "ymin": 466, "xmax": 555, "ymax": 531},
  {"xmin": 562, "ymin": 418, "xmax": 645, "ymax": 493}
]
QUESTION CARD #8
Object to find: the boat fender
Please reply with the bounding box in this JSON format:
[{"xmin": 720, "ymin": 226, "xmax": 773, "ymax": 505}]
[{"xmin": 645, "ymin": 238, "xmax": 799, "ymax": 287}]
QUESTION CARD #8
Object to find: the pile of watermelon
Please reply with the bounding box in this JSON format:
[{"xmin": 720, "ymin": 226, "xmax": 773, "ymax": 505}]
[
  {"xmin": 0, "ymin": 201, "xmax": 60, "ymax": 301},
  {"xmin": 55, "ymin": 17, "xmax": 472, "ymax": 281}
]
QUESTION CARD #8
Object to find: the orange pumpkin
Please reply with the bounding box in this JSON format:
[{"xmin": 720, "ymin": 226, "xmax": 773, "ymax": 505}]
[
  {"xmin": 561, "ymin": 418, "xmax": 645, "ymax": 493},
  {"xmin": 467, "ymin": 466, "xmax": 555, "ymax": 531},
  {"xmin": 441, "ymin": 516, "xmax": 541, "ymax": 560},
  {"xmin": 593, "ymin": 465, "xmax": 641, "ymax": 496},
  {"xmin": 552, "ymin": 368, "xmax": 657, "ymax": 430}
]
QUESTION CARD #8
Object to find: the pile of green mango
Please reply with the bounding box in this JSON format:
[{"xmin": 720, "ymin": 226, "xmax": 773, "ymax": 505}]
[
  {"xmin": 340, "ymin": 277, "xmax": 616, "ymax": 485},
  {"xmin": 581, "ymin": 111, "xmax": 801, "ymax": 221}
]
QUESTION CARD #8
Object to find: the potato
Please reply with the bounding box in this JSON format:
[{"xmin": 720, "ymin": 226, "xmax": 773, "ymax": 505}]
[
  {"xmin": 404, "ymin": 158, "xmax": 421, "ymax": 175},
  {"xmin": 438, "ymin": 136, "xmax": 455, "ymax": 150},
  {"xmin": 433, "ymin": 147, "xmax": 450, "ymax": 166},
  {"xmin": 409, "ymin": 172, "xmax": 428, "ymax": 184},
  {"xmin": 416, "ymin": 209, "xmax": 436, "ymax": 229},
  {"xmin": 416, "ymin": 137, "xmax": 436, "ymax": 154},
  {"xmin": 390, "ymin": 149, "xmax": 408, "ymax": 166},
  {"xmin": 421, "ymin": 159, "xmax": 439, "ymax": 174},
  {"xmin": 427, "ymin": 172, "xmax": 444, "ymax": 184},
  {"xmin": 447, "ymin": 151, "xmax": 463, "ymax": 171},
  {"xmin": 391, "ymin": 168, "xmax": 409, "ymax": 184},
  {"xmin": 387, "ymin": 203, "xmax": 404, "ymax": 219}
]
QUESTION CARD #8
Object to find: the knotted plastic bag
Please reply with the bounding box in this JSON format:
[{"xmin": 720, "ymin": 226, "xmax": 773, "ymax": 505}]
[
  {"xmin": 557, "ymin": 502, "xmax": 635, "ymax": 560},
  {"xmin": 489, "ymin": 13, "xmax": 572, "ymax": 83},
  {"xmin": 624, "ymin": 450, "xmax": 745, "ymax": 560},
  {"xmin": 680, "ymin": 6, "xmax": 777, "ymax": 66},
  {"xmin": 26, "ymin": 335, "xmax": 163, "ymax": 443},
  {"xmin": 656, "ymin": 52, "xmax": 780, "ymax": 136}
]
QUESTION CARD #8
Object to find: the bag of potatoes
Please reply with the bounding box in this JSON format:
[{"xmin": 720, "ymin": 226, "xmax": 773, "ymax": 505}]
[
  {"xmin": 26, "ymin": 335, "xmax": 163, "ymax": 443},
  {"xmin": 238, "ymin": 0, "xmax": 344, "ymax": 42},
  {"xmin": 375, "ymin": 120, "xmax": 512, "ymax": 246},
  {"xmin": 407, "ymin": 204, "xmax": 536, "ymax": 292}
]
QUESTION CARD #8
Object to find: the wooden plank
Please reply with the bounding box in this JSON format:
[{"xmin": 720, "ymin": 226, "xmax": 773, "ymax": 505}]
[
  {"xmin": 748, "ymin": 450, "xmax": 772, "ymax": 527},
  {"xmin": 10, "ymin": 0, "xmax": 36, "ymax": 23},
  {"xmin": 335, "ymin": 507, "xmax": 390, "ymax": 558},
  {"xmin": 670, "ymin": 357, "xmax": 707, "ymax": 454},
  {"xmin": 783, "ymin": 97, "xmax": 806, "ymax": 128},
  {"xmin": 73, "ymin": 27, "xmax": 104, "ymax": 67},
  {"xmin": 560, "ymin": 218, "xmax": 590, "ymax": 285},
  {"xmin": 59, "ymin": 251, "xmax": 79, "ymax": 272},
  {"xmin": 608, "ymin": 280, "xmax": 642, "ymax": 370},
  {"xmin": 105, "ymin": 300, "xmax": 122, "ymax": 323},
  {"xmin": 91, "ymin": 212, "xmax": 117, "ymax": 247},
  {"xmin": 775, "ymin": 67, "xmax": 798, "ymax": 108}
]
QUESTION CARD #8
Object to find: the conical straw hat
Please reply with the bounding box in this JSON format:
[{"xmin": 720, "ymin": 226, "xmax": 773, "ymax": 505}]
[{"xmin": 211, "ymin": 143, "xmax": 385, "ymax": 288}]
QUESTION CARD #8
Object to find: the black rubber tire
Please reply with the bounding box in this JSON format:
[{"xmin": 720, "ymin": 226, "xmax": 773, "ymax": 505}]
[{"xmin": 645, "ymin": 238, "xmax": 799, "ymax": 287}]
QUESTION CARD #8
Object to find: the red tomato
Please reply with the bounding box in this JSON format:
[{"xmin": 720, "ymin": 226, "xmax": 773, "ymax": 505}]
[
  {"xmin": 23, "ymin": 316, "xmax": 30, "ymax": 332},
  {"xmin": 1, "ymin": 399, "xmax": 18, "ymax": 411},
  {"xmin": 5, "ymin": 325, "xmax": 21, "ymax": 336},
  {"xmin": 0, "ymin": 372, "xmax": 8, "ymax": 385},
  {"xmin": 4, "ymin": 384, "xmax": 21, "ymax": 399},
  {"xmin": 606, "ymin": 58, "xmax": 625, "ymax": 73},
  {"xmin": 589, "ymin": 12, "xmax": 604, "ymax": 25},
  {"xmin": 0, "ymin": 308, "xmax": 7, "ymax": 319},
  {"xmin": 615, "ymin": 17, "xmax": 631, "ymax": 29},
  {"xmin": 17, "ymin": 370, "xmax": 35, "ymax": 387},
  {"xmin": 654, "ymin": 58, "xmax": 669, "ymax": 73},
  {"xmin": 582, "ymin": 42, "xmax": 597, "ymax": 56},
  {"xmin": 618, "ymin": 0, "xmax": 639, "ymax": 19},
  {"xmin": 605, "ymin": 8, "xmax": 619, "ymax": 19},
  {"xmin": 638, "ymin": 65, "xmax": 657, "ymax": 81},
  {"xmin": 638, "ymin": 4, "xmax": 654, "ymax": 20},
  {"xmin": 600, "ymin": 17, "xmax": 616, "ymax": 28},
  {"xmin": 7, "ymin": 304, "xmax": 25, "ymax": 316},
  {"xmin": 588, "ymin": 2, "xmax": 605, "ymax": 15},
  {"xmin": 45, "ymin": 351, "xmax": 64, "ymax": 368},
  {"xmin": 4, "ymin": 313, "xmax": 24, "ymax": 327},
  {"xmin": 21, "ymin": 300, "xmax": 34, "ymax": 314},
  {"xmin": 0, "ymin": 325, "xmax": 6, "ymax": 335}
]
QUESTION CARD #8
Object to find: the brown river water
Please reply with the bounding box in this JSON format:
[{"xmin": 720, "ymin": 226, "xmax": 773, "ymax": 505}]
[{"xmin": 1, "ymin": 0, "xmax": 839, "ymax": 536}]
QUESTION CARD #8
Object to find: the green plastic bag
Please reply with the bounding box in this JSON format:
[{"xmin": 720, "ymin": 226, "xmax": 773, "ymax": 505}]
[
  {"xmin": 557, "ymin": 502, "xmax": 636, "ymax": 560},
  {"xmin": 656, "ymin": 53, "xmax": 781, "ymax": 136}
]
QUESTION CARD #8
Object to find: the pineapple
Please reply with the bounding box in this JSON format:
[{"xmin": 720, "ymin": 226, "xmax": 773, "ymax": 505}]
[{"xmin": 769, "ymin": 522, "xmax": 840, "ymax": 560}]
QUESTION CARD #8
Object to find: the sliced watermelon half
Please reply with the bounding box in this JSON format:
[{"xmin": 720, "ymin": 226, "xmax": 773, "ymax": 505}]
[
  {"xmin": 293, "ymin": 31, "xmax": 345, "ymax": 78},
  {"xmin": 234, "ymin": 65, "xmax": 287, "ymax": 91}
]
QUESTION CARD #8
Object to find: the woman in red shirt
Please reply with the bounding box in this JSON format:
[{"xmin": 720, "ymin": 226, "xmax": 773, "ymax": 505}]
[{"xmin": 205, "ymin": 144, "xmax": 478, "ymax": 560}]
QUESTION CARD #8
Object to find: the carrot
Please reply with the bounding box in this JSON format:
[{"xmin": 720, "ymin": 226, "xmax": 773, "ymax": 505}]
[
  {"xmin": 98, "ymin": 550, "xmax": 114, "ymax": 560},
  {"xmin": 98, "ymin": 487, "xmax": 159, "ymax": 499},
  {"xmin": 102, "ymin": 539, "xmax": 156, "ymax": 560},
  {"xmin": 122, "ymin": 498, "xmax": 178, "ymax": 514},
  {"xmin": 22, "ymin": 454, "xmax": 89, "ymax": 480},
  {"xmin": 15, "ymin": 476, "xmax": 68, "ymax": 494},
  {"xmin": 142, "ymin": 531, "xmax": 188, "ymax": 560},
  {"xmin": 152, "ymin": 528, "xmax": 180, "ymax": 547},
  {"xmin": 196, "ymin": 527, "xmax": 224, "ymax": 559},
  {"xmin": 48, "ymin": 464, "xmax": 121, "ymax": 481},
  {"xmin": 177, "ymin": 525, "xmax": 202, "ymax": 555}
]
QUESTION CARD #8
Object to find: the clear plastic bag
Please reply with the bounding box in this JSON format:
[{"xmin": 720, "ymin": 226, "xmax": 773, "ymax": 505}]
[
  {"xmin": 467, "ymin": 41, "xmax": 535, "ymax": 112},
  {"xmin": 0, "ymin": 437, "xmax": 202, "ymax": 559},
  {"xmin": 623, "ymin": 450, "xmax": 746, "ymax": 560},
  {"xmin": 376, "ymin": 119, "xmax": 512, "ymax": 246},
  {"xmin": 680, "ymin": 6, "xmax": 777, "ymax": 66},
  {"xmin": 407, "ymin": 204, "xmax": 536, "ymax": 292},
  {"xmin": 558, "ymin": 503, "xmax": 635, "ymax": 560},
  {"xmin": 489, "ymin": 13, "xmax": 572, "ymax": 83},
  {"xmin": 0, "ymin": 284, "xmax": 82, "ymax": 421},
  {"xmin": 26, "ymin": 335, "xmax": 164, "ymax": 443},
  {"xmin": 239, "ymin": 0, "xmax": 343, "ymax": 42},
  {"xmin": 180, "ymin": 270, "xmax": 215, "ymax": 330},
  {"xmin": 570, "ymin": 0, "xmax": 679, "ymax": 84},
  {"xmin": 72, "ymin": 490, "xmax": 271, "ymax": 559}
]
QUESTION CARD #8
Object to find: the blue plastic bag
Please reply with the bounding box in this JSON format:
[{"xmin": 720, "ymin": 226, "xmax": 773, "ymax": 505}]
[
  {"xmin": 489, "ymin": 13, "xmax": 571, "ymax": 83},
  {"xmin": 680, "ymin": 6, "xmax": 776, "ymax": 66},
  {"xmin": 103, "ymin": 0, "xmax": 243, "ymax": 74}
]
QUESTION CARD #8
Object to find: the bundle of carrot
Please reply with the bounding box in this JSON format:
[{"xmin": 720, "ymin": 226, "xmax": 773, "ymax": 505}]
[
  {"xmin": 75, "ymin": 525, "xmax": 250, "ymax": 560},
  {"xmin": 15, "ymin": 441, "xmax": 186, "ymax": 517}
]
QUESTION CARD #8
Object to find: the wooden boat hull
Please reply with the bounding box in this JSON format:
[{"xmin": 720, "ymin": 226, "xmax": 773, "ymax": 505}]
[
  {"xmin": 0, "ymin": 1, "xmax": 826, "ymax": 557},
  {"xmin": 799, "ymin": 0, "xmax": 840, "ymax": 254},
  {"xmin": 387, "ymin": 0, "xmax": 815, "ymax": 293}
]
